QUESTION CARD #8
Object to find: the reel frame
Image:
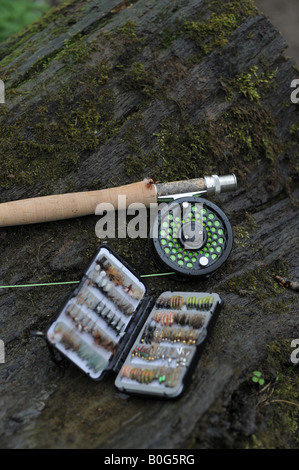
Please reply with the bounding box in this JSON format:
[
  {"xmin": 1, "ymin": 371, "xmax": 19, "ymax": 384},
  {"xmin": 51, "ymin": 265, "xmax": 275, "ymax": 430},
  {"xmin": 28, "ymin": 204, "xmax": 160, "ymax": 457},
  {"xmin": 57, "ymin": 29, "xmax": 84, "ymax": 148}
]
[{"xmin": 148, "ymin": 195, "xmax": 233, "ymax": 280}]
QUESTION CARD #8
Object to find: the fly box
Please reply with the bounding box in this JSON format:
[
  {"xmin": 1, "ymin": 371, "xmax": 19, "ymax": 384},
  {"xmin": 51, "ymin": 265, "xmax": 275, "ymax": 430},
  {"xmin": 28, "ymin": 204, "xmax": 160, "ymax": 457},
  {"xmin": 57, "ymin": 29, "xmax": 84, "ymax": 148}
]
[{"xmin": 46, "ymin": 244, "xmax": 223, "ymax": 398}]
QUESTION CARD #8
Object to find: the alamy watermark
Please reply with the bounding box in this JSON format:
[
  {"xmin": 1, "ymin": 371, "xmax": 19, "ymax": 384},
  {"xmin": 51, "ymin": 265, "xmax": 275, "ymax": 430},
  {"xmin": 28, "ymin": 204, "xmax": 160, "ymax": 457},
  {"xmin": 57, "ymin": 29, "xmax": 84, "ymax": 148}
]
[
  {"xmin": 290, "ymin": 339, "xmax": 299, "ymax": 365},
  {"xmin": 0, "ymin": 79, "xmax": 5, "ymax": 104},
  {"xmin": 290, "ymin": 79, "xmax": 299, "ymax": 104},
  {"xmin": 0, "ymin": 340, "xmax": 5, "ymax": 364},
  {"xmin": 95, "ymin": 197, "xmax": 204, "ymax": 243}
]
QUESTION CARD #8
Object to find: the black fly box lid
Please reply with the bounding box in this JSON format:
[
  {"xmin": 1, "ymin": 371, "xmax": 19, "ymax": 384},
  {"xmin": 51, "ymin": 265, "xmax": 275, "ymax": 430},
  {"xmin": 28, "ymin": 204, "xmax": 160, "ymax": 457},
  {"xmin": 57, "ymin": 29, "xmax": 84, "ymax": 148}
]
[{"xmin": 46, "ymin": 244, "xmax": 223, "ymax": 398}]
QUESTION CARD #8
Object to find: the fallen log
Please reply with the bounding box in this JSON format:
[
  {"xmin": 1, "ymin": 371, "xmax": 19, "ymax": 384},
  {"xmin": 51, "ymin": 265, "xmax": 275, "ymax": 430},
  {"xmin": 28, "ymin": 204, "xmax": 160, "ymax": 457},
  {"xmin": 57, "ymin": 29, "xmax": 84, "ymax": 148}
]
[{"xmin": 0, "ymin": 0, "xmax": 298, "ymax": 450}]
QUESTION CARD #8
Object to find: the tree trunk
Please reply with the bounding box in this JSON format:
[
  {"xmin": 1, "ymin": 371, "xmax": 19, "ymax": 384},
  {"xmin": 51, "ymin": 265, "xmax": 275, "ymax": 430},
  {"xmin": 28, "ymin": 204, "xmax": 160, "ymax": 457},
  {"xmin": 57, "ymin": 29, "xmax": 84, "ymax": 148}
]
[{"xmin": 0, "ymin": 0, "xmax": 298, "ymax": 449}]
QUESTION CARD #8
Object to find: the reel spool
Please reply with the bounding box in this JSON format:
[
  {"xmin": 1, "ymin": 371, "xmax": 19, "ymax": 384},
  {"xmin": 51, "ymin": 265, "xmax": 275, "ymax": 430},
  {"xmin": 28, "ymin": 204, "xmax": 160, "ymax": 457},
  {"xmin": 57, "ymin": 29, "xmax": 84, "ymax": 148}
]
[{"xmin": 149, "ymin": 197, "xmax": 233, "ymax": 280}]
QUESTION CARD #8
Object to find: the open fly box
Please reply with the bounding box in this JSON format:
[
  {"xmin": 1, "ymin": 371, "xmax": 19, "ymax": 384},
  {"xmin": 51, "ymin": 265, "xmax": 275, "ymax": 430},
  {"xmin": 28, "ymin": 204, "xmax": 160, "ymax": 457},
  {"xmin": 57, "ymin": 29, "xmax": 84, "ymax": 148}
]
[{"xmin": 46, "ymin": 244, "xmax": 223, "ymax": 398}]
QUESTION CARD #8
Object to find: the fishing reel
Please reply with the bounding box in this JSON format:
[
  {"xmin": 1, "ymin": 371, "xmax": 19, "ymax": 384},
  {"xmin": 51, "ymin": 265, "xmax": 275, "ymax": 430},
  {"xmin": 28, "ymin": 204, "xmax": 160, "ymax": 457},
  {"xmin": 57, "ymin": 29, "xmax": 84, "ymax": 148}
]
[{"xmin": 149, "ymin": 175, "xmax": 236, "ymax": 280}]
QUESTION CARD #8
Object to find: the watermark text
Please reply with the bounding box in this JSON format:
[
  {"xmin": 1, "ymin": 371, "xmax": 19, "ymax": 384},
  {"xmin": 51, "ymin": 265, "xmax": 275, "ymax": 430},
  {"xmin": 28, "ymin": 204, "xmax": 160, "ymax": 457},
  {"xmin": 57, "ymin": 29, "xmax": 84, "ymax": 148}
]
[
  {"xmin": 290, "ymin": 79, "xmax": 299, "ymax": 104},
  {"xmin": 0, "ymin": 79, "xmax": 5, "ymax": 104},
  {"xmin": 0, "ymin": 340, "xmax": 5, "ymax": 363},
  {"xmin": 290, "ymin": 339, "xmax": 299, "ymax": 365},
  {"xmin": 95, "ymin": 197, "xmax": 204, "ymax": 241}
]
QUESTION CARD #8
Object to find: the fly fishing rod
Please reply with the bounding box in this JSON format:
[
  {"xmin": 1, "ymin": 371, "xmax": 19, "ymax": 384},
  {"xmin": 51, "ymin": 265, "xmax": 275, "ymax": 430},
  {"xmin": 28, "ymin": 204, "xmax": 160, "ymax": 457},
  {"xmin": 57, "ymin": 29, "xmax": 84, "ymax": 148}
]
[
  {"xmin": 0, "ymin": 174, "xmax": 236, "ymax": 227},
  {"xmin": 0, "ymin": 174, "xmax": 237, "ymax": 280}
]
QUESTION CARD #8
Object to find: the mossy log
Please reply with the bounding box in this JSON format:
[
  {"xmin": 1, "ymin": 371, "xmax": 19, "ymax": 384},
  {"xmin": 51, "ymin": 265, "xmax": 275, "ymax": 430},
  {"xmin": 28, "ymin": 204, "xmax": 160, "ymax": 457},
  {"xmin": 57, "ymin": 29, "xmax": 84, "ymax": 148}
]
[{"xmin": 0, "ymin": 0, "xmax": 298, "ymax": 449}]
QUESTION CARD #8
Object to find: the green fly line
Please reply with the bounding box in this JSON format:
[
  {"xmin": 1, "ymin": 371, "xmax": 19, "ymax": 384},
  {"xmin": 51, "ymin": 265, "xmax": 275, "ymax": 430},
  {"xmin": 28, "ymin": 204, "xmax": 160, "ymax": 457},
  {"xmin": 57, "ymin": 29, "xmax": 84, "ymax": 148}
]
[{"xmin": 0, "ymin": 272, "xmax": 175, "ymax": 289}]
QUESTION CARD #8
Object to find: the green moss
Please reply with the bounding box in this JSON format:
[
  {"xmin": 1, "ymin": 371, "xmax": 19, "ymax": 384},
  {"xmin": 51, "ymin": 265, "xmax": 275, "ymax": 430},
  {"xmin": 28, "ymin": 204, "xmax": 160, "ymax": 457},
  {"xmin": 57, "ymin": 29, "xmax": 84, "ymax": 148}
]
[
  {"xmin": 161, "ymin": 27, "xmax": 177, "ymax": 49},
  {"xmin": 0, "ymin": 1, "xmax": 288, "ymax": 195},
  {"xmin": 211, "ymin": 0, "xmax": 257, "ymax": 16},
  {"xmin": 144, "ymin": 104, "xmax": 282, "ymax": 184},
  {"xmin": 115, "ymin": 20, "xmax": 140, "ymax": 42},
  {"xmin": 184, "ymin": 13, "xmax": 238, "ymax": 55},
  {"xmin": 226, "ymin": 65, "xmax": 277, "ymax": 103},
  {"xmin": 221, "ymin": 260, "xmax": 290, "ymax": 300},
  {"xmin": 183, "ymin": 0, "xmax": 257, "ymax": 56},
  {"xmin": 282, "ymin": 125, "xmax": 299, "ymax": 203},
  {"xmin": 289, "ymin": 123, "xmax": 299, "ymax": 142},
  {"xmin": 148, "ymin": 119, "xmax": 215, "ymax": 181},
  {"xmin": 1, "ymin": 13, "xmax": 141, "ymax": 87},
  {"xmin": 215, "ymin": 65, "xmax": 281, "ymax": 169},
  {"xmin": 125, "ymin": 97, "xmax": 282, "ymax": 182},
  {"xmin": 123, "ymin": 62, "xmax": 157, "ymax": 98},
  {"xmin": 234, "ymin": 226, "xmax": 250, "ymax": 247},
  {"xmin": 0, "ymin": 59, "xmax": 116, "ymax": 190},
  {"xmin": 123, "ymin": 113, "xmax": 148, "ymax": 176},
  {"xmin": 0, "ymin": 17, "xmax": 148, "ymax": 191},
  {"xmin": 219, "ymin": 105, "xmax": 281, "ymax": 163},
  {"xmin": 112, "ymin": 20, "xmax": 143, "ymax": 64},
  {"xmin": 53, "ymin": 34, "xmax": 92, "ymax": 65},
  {"xmin": 247, "ymin": 339, "xmax": 299, "ymax": 448}
]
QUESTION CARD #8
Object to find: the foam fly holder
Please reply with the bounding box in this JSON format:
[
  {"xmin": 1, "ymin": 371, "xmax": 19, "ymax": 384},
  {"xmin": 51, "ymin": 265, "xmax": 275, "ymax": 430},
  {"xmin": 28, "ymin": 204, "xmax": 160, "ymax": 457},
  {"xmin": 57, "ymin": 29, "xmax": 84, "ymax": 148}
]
[{"xmin": 46, "ymin": 244, "xmax": 223, "ymax": 399}]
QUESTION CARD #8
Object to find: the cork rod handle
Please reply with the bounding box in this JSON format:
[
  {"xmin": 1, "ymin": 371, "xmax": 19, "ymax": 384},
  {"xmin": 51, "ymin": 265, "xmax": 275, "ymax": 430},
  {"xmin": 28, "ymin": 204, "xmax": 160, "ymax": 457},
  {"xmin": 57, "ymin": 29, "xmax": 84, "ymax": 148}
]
[{"xmin": 0, "ymin": 181, "xmax": 157, "ymax": 227}]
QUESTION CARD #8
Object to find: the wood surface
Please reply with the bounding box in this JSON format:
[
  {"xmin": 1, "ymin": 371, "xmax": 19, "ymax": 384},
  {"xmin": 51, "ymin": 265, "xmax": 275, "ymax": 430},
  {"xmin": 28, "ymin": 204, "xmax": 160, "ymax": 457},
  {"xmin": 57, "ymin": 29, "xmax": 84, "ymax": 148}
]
[{"xmin": 0, "ymin": 0, "xmax": 298, "ymax": 449}]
